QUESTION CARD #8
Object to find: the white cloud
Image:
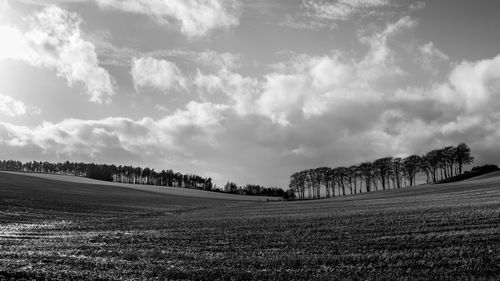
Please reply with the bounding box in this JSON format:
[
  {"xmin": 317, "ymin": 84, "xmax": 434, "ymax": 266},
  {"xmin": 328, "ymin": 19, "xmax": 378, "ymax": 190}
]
[
  {"xmin": 0, "ymin": 26, "xmax": 26, "ymax": 61},
  {"xmin": 0, "ymin": 94, "xmax": 41, "ymax": 117},
  {"xmin": 409, "ymin": 1, "xmax": 426, "ymax": 11},
  {"xmin": 0, "ymin": 101, "xmax": 228, "ymax": 160},
  {"xmin": 95, "ymin": 0, "xmax": 240, "ymax": 37},
  {"xmin": 189, "ymin": 18, "xmax": 415, "ymax": 127},
  {"xmin": 131, "ymin": 57, "xmax": 186, "ymax": 92},
  {"xmin": 372, "ymin": 53, "xmax": 500, "ymax": 163},
  {"xmin": 420, "ymin": 42, "xmax": 448, "ymax": 61},
  {"xmin": 253, "ymin": 18, "xmax": 414, "ymax": 125},
  {"xmin": 0, "ymin": 5, "xmax": 115, "ymax": 103},
  {"xmin": 305, "ymin": 0, "xmax": 390, "ymax": 21},
  {"xmin": 359, "ymin": 16, "xmax": 416, "ymax": 80},
  {"xmin": 158, "ymin": 101, "xmax": 229, "ymax": 145},
  {"xmin": 0, "ymin": 0, "xmax": 8, "ymax": 11},
  {"xmin": 194, "ymin": 68, "xmax": 259, "ymax": 115},
  {"xmin": 256, "ymin": 73, "xmax": 308, "ymax": 126},
  {"xmin": 289, "ymin": 0, "xmax": 391, "ymax": 28},
  {"xmin": 195, "ymin": 50, "xmax": 241, "ymax": 70},
  {"xmin": 433, "ymin": 54, "xmax": 500, "ymax": 115},
  {"xmin": 417, "ymin": 42, "xmax": 449, "ymax": 75},
  {"xmin": 309, "ymin": 53, "xmax": 354, "ymax": 89}
]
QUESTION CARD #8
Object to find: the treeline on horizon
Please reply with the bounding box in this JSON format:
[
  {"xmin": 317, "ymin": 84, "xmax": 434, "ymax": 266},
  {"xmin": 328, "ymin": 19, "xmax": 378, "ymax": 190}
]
[
  {"xmin": 0, "ymin": 160, "xmax": 285, "ymax": 197},
  {"xmin": 223, "ymin": 182, "xmax": 285, "ymax": 197},
  {"xmin": 0, "ymin": 160, "xmax": 214, "ymax": 190},
  {"xmin": 289, "ymin": 143, "xmax": 476, "ymax": 199}
]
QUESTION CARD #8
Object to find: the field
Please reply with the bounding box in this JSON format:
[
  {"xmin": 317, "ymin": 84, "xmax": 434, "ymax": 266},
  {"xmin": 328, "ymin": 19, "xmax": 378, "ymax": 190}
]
[{"xmin": 1, "ymin": 172, "xmax": 499, "ymax": 280}]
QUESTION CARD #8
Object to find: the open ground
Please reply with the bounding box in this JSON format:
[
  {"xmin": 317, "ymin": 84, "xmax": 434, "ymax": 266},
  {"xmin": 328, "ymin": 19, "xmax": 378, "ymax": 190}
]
[{"xmin": 0, "ymin": 171, "xmax": 499, "ymax": 280}]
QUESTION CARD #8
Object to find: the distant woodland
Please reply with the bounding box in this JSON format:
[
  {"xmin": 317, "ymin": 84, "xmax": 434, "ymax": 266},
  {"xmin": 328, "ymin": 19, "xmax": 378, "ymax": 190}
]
[
  {"xmin": 288, "ymin": 143, "xmax": 485, "ymax": 199},
  {"xmin": 0, "ymin": 160, "xmax": 283, "ymax": 197}
]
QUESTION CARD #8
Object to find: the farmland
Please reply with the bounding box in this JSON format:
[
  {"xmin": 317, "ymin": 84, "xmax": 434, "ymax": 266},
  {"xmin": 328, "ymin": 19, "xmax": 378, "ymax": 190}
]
[{"xmin": 1, "ymin": 172, "xmax": 499, "ymax": 280}]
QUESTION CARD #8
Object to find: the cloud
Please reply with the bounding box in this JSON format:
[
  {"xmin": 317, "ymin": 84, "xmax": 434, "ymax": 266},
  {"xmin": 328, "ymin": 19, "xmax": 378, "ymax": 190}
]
[
  {"xmin": 2, "ymin": 4, "xmax": 500, "ymax": 189},
  {"xmin": 0, "ymin": 100, "xmax": 228, "ymax": 162},
  {"xmin": 253, "ymin": 17, "xmax": 414, "ymax": 125},
  {"xmin": 433, "ymin": 53, "xmax": 500, "ymax": 115},
  {"xmin": 95, "ymin": 0, "xmax": 240, "ymax": 37},
  {"xmin": 360, "ymin": 16, "xmax": 416, "ymax": 64},
  {"xmin": 0, "ymin": 94, "xmax": 41, "ymax": 117},
  {"xmin": 194, "ymin": 68, "xmax": 260, "ymax": 115},
  {"xmin": 417, "ymin": 41, "xmax": 449, "ymax": 75},
  {"xmin": 0, "ymin": 0, "xmax": 8, "ymax": 11},
  {"xmin": 130, "ymin": 18, "xmax": 500, "ymax": 185},
  {"xmin": 2, "ymin": 51, "xmax": 500, "ymax": 187},
  {"xmin": 409, "ymin": 1, "xmax": 426, "ymax": 11},
  {"xmin": 369, "ymin": 53, "xmax": 500, "ymax": 166},
  {"xmin": 192, "ymin": 20, "xmax": 500, "ymax": 185},
  {"xmin": 287, "ymin": 0, "xmax": 391, "ymax": 28},
  {"xmin": 306, "ymin": 0, "xmax": 390, "ymax": 20},
  {"xmin": 256, "ymin": 73, "xmax": 308, "ymax": 126},
  {"xmin": 131, "ymin": 57, "xmax": 186, "ymax": 92},
  {"xmin": 194, "ymin": 50, "xmax": 241, "ymax": 70},
  {"xmin": 0, "ymin": 26, "xmax": 26, "ymax": 61},
  {"xmin": 0, "ymin": 5, "xmax": 115, "ymax": 103}
]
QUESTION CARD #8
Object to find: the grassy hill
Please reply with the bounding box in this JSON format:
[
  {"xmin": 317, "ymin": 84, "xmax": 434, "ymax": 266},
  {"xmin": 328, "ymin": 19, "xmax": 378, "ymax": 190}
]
[{"xmin": 1, "ymin": 171, "xmax": 499, "ymax": 280}]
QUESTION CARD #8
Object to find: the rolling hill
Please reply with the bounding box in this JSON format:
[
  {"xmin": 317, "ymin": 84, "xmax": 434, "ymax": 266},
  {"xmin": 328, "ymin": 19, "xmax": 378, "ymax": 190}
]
[{"xmin": 0, "ymin": 171, "xmax": 499, "ymax": 280}]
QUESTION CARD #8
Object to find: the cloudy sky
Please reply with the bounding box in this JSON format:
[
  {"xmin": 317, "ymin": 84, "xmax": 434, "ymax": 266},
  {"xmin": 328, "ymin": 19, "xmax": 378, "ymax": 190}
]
[{"xmin": 1, "ymin": 0, "xmax": 499, "ymax": 188}]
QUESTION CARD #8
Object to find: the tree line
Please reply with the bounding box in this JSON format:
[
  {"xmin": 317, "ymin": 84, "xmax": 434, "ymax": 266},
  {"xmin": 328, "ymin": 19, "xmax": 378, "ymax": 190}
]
[
  {"xmin": 223, "ymin": 182, "xmax": 285, "ymax": 197},
  {"xmin": 289, "ymin": 143, "xmax": 474, "ymax": 199},
  {"xmin": 0, "ymin": 160, "xmax": 214, "ymax": 191},
  {"xmin": 0, "ymin": 160, "xmax": 287, "ymax": 197}
]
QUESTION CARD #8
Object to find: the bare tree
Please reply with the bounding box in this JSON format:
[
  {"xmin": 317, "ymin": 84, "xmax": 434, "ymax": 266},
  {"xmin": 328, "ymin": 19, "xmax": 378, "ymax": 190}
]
[
  {"xmin": 455, "ymin": 143, "xmax": 474, "ymax": 175},
  {"xmin": 403, "ymin": 155, "xmax": 421, "ymax": 187},
  {"xmin": 358, "ymin": 162, "xmax": 374, "ymax": 192},
  {"xmin": 374, "ymin": 157, "xmax": 393, "ymax": 190},
  {"xmin": 389, "ymin": 157, "xmax": 403, "ymax": 189}
]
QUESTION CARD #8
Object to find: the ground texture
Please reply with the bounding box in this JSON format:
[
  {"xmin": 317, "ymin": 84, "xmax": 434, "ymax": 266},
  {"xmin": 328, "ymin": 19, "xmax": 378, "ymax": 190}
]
[{"xmin": 0, "ymin": 172, "xmax": 499, "ymax": 280}]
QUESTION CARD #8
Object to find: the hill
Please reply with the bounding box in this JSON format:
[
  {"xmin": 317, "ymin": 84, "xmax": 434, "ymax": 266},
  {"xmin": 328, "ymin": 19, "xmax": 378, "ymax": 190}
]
[
  {"xmin": 1, "ymin": 171, "xmax": 499, "ymax": 280},
  {"xmin": 1, "ymin": 171, "xmax": 274, "ymax": 205},
  {"xmin": 464, "ymin": 170, "xmax": 500, "ymax": 182}
]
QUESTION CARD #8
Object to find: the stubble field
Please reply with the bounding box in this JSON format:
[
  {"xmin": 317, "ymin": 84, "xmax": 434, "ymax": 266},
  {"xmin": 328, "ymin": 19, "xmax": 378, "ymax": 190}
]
[{"xmin": 0, "ymin": 171, "xmax": 499, "ymax": 280}]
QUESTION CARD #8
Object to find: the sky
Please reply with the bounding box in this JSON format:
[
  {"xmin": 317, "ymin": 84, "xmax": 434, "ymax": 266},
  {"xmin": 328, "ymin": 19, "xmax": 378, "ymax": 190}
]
[{"xmin": 0, "ymin": 0, "xmax": 500, "ymax": 188}]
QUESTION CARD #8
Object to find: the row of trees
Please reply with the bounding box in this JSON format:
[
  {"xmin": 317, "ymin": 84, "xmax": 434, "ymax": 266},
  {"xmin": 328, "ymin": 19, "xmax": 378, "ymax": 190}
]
[
  {"xmin": 0, "ymin": 160, "xmax": 214, "ymax": 191},
  {"xmin": 289, "ymin": 143, "xmax": 474, "ymax": 199},
  {"xmin": 224, "ymin": 182, "xmax": 285, "ymax": 197},
  {"xmin": 0, "ymin": 160, "xmax": 287, "ymax": 197}
]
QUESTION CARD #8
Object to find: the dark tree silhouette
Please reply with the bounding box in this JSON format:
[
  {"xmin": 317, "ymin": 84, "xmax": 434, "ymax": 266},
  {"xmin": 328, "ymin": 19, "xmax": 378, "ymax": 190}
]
[
  {"xmin": 288, "ymin": 143, "xmax": 476, "ymax": 198},
  {"xmin": 455, "ymin": 143, "xmax": 474, "ymax": 175},
  {"xmin": 374, "ymin": 157, "xmax": 393, "ymax": 190}
]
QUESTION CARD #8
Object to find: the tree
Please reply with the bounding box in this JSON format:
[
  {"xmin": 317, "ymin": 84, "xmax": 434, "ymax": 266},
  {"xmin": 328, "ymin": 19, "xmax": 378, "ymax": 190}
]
[
  {"xmin": 358, "ymin": 162, "xmax": 374, "ymax": 193},
  {"xmin": 205, "ymin": 177, "xmax": 213, "ymax": 191},
  {"xmin": 224, "ymin": 182, "xmax": 238, "ymax": 193},
  {"xmin": 455, "ymin": 143, "xmax": 474, "ymax": 175},
  {"xmin": 334, "ymin": 167, "xmax": 350, "ymax": 196},
  {"xmin": 142, "ymin": 167, "xmax": 151, "ymax": 184},
  {"xmin": 288, "ymin": 143, "xmax": 475, "ymax": 198},
  {"xmin": 316, "ymin": 167, "xmax": 332, "ymax": 198},
  {"xmin": 389, "ymin": 157, "xmax": 403, "ymax": 189},
  {"xmin": 289, "ymin": 173, "xmax": 301, "ymax": 199},
  {"xmin": 349, "ymin": 165, "xmax": 359, "ymax": 194},
  {"xmin": 283, "ymin": 189, "xmax": 296, "ymax": 200},
  {"xmin": 325, "ymin": 167, "xmax": 336, "ymax": 197},
  {"xmin": 442, "ymin": 146, "xmax": 457, "ymax": 178},
  {"xmin": 403, "ymin": 155, "xmax": 421, "ymax": 187},
  {"xmin": 374, "ymin": 157, "xmax": 393, "ymax": 190}
]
